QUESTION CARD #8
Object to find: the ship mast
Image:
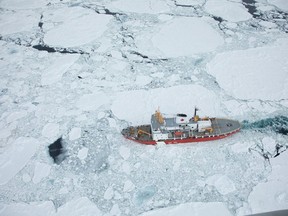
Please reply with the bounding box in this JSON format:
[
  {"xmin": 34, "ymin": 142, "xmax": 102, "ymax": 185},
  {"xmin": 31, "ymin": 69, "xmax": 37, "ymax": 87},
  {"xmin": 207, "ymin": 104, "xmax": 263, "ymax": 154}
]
[
  {"xmin": 194, "ymin": 107, "xmax": 198, "ymax": 117},
  {"xmin": 194, "ymin": 107, "xmax": 199, "ymax": 122},
  {"xmin": 155, "ymin": 108, "xmax": 164, "ymax": 124}
]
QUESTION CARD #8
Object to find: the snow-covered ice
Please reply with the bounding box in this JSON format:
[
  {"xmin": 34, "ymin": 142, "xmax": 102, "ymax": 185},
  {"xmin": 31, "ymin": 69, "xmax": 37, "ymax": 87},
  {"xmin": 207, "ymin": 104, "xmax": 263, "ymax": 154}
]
[
  {"xmin": 77, "ymin": 147, "xmax": 88, "ymax": 160},
  {"xmin": 0, "ymin": 137, "xmax": 39, "ymax": 185},
  {"xmin": 206, "ymin": 38, "xmax": 288, "ymax": 100},
  {"xmin": 0, "ymin": 201, "xmax": 55, "ymax": 216},
  {"xmin": 32, "ymin": 162, "xmax": 51, "ymax": 184},
  {"xmin": 68, "ymin": 127, "xmax": 82, "ymax": 141},
  {"xmin": 41, "ymin": 54, "xmax": 79, "ymax": 85},
  {"xmin": 44, "ymin": 8, "xmax": 113, "ymax": 48},
  {"xmin": 206, "ymin": 174, "xmax": 236, "ymax": 195},
  {"xmin": 136, "ymin": 17, "xmax": 224, "ymax": 58},
  {"xmin": 41, "ymin": 123, "xmax": 60, "ymax": 139},
  {"xmin": 0, "ymin": 10, "xmax": 39, "ymax": 35},
  {"xmin": 56, "ymin": 197, "xmax": 102, "ymax": 216},
  {"xmin": 140, "ymin": 202, "xmax": 232, "ymax": 216},
  {"xmin": 108, "ymin": 0, "xmax": 170, "ymax": 14},
  {"xmin": 76, "ymin": 92, "xmax": 111, "ymax": 111},
  {"xmin": 246, "ymin": 151, "xmax": 288, "ymax": 214},
  {"xmin": 268, "ymin": 0, "xmax": 288, "ymax": 11},
  {"xmin": 1, "ymin": 0, "xmax": 288, "ymax": 215},
  {"xmin": 204, "ymin": 0, "xmax": 252, "ymax": 22},
  {"xmin": 0, "ymin": 0, "xmax": 47, "ymax": 10}
]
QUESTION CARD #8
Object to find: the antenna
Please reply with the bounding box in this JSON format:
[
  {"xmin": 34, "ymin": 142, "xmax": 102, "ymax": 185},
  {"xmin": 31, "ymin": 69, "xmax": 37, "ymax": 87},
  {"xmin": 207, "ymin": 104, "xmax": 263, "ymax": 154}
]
[{"xmin": 194, "ymin": 107, "xmax": 199, "ymax": 117}]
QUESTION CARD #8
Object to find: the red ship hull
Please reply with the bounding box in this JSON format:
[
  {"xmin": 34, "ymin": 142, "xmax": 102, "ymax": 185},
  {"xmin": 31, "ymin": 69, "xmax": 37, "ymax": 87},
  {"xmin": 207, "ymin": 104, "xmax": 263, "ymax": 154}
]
[{"xmin": 123, "ymin": 128, "xmax": 240, "ymax": 145}]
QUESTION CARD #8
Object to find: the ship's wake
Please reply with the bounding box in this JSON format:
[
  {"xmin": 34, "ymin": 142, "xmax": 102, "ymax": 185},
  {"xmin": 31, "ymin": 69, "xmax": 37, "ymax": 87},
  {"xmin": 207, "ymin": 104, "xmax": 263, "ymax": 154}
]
[
  {"xmin": 242, "ymin": 116, "xmax": 288, "ymax": 161},
  {"xmin": 242, "ymin": 115, "xmax": 288, "ymax": 135}
]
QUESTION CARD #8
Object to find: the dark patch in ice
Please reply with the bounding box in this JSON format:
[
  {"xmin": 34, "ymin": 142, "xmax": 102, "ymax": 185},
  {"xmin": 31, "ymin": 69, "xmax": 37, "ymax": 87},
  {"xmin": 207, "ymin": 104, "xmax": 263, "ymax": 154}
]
[
  {"xmin": 38, "ymin": 22, "xmax": 43, "ymax": 28},
  {"xmin": 32, "ymin": 102, "xmax": 39, "ymax": 106},
  {"xmin": 48, "ymin": 137, "xmax": 67, "ymax": 165},
  {"xmin": 129, "ymin": 51, "xmax": 149, "ymax": 59},
  {"xmin": 32, "ymin": 44, "xmax": 86, "ymax": 54},
  {"xmin": 249, "ymin": 142, "xmax": 287, "ymax": 162},
  {"xmin": 135, "ymin": 185, "xmax": 157, "ymax": 206},
  {"xmin": 242, "ymin": 0, "xmax": 260, "ymax": 18},
  {"xmin": 103, "ymin": 9, "xmax": 121, "ymax": 16},
  {"xmin": 174, "ymin": 3, "xmax": 195, "ymax": 8},
  {"xmin": 242, "ymin": 115, "xmax": 288, "ymax": 135},
  {"xmin": 212, "ymin": 16, "xmax": 224, "ymax": 23},
  {"xmin": 1, "ymin": 88, "xmax": 8, "ymax": 94},
  {"xmin": 78, "ymin": 75, "xmax": 83, "ymax": 79},
  {"xmin": 81, "ymin": 4, "xmax": 124, "ymax": 17}
]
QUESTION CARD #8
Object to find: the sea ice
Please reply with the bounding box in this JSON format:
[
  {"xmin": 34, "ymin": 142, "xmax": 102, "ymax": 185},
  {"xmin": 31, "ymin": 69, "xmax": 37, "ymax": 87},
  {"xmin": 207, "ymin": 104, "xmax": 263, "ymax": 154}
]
[
  {"xmin": 41, "ymin": 123, "xmax": 60, "ymax": 138},
  {"xmin": 1, "ymin": 0, "xmax": 288, "ymax": 215},
  {"xmin": 0, "ymin": 10, "xmax": 39, "ymax": 35},
  {"xmin": 108, "ymin": 0, "xmax": 170, "ymax": 14},
  {"xmin": 206, "ymin": 174, "xmax": 236, "ymax": 195},
  {"xmin": 109, "ymin": 204, "xmax": 121, "ymax": 216},
  {"xmin": 56, "ymin": 197, "xmax": 102, "ymax": 216},
  {"xmin": 0, "ymin": 137, "xmax": 39, "ymax": 185},
  {"xmin": 139, "ymin": 202, "xmax": 231, "ymax": 216},
  {"xmin": 76, "ymin": 92, "xmax": 110, "ymax": 111},
  {"xmin": 0, "ymin": 0, "xmax": 47, "ymax": 9},
  {"xmin": 104, "ymin": 186, "xmax": 114, "ymax": 200},
  {"xmin": 44, "ymin": 8, "xmax": 113, "ymax": 47},
  {"xmin": 267, "ymin": 0, "xmax": 288, "ymax": 11},
  {"xmin": 175, "ymin": 0, "xmax": 205, "ymax": 6},
  {"xmin": 206, "ymin": 39, "xmax": 288, "ymax": 100},
  {"xmin": 77, "ymin": 147, "xmax": 88, "ymax": 160},
  {"xmin": 136, "ymin": 17, "xmax": 224, "ymax": 58},
  {"xmin": 32, "ymin": 162, "xmax": 51, "ymax": 184},
  {"xmin": 6, "ymin": 111, "xmax": 28, "ymax": 123},
  {"xmin": 123, "ymin": 179, "xmax": 135, "ymax": 192},
  {"xmin": 68, "ymin": 127, "xmax": 82, "ymax": 141},
  {"xmin": 246, "ymin": 151, "xmax": 288, "ymax": 214},
  {"xmin": 41, "ymin": 54, "xmax": 79, "ymax": 85},
  {"xmin": 0, "ymin": 201, "xmax": 55, "ymax": 216},
  {"xmin": 119, "ymin": 146, "xmax": 131, "ymax": 160},
  {"xmin": 204, "ymin": 0, "xmax": 252, "ymax": 22}
]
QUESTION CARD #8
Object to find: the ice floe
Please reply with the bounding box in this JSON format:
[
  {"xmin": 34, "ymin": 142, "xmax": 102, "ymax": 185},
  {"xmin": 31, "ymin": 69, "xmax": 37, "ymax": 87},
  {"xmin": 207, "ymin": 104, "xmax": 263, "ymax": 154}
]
[
  {"xmin": 41, "ymin": 54, "xmax": 79, "ymax": 85},
  {"xmin": 140, "ymin": 202, "xmax": 231, "ymax": 216},
  {"xmin": 41, "ymin": 123, "xmax": 60, "ymax": 139},
  {"xmin": 108, "ymin": 0, "xmax": 171, "ymax": 14},
  {"xmin": 32, "ymin": 162, "xmax": 51, "ymax": 184},
  {"xmin": 245, "ymin": 151, "xmax": 288, "ymax": 214},
  {"xmin": 206, "ymin": 174, "xmax": 236, "ymax": 195},
  {"xmin": 206, "ymin": 39, "xmax": 288, "ymax": 100},
  {"xmin": 68, "ymin": 127, "xmax": 82, "ymax": 141},
  {"xmin": 136, "ymin": 17, "xmax": 224, "ymax": 58},
  {"xmin": 77, "ymin": 147, "xmax": 88, "ymax": 160},
  {"xmin": 56, "ymin": 197, "xmax": 102, "ymax": 216},
  {"xmin": 0, "ymin": 137, "xmax": 39, "ymax": 185},
  {"xmin": 43, "ymin": 7, "xmax": 113, "ymax": 47},
  {"xmin": 0, "ymin": 201, "xmax": 55, "ymax": 216},
  {"xmin": 175, "ymin": 0, "xmax": 205, "ymax": 6},
  {"xmin": 204, "ymin": 0, "xmax": 252, "ymax": 22},
  {"xmin": 76, "ymin": 92, "xmax": 110, "ymax": 111},
  {"xmin": 0, "ymin": 0, "xmax": 48, "ymax": 10},
  {"xmin": 268, "ymin": 0, "xmax": 288, "ymax": 11},
  {"xmin": 0, "ymin": 11, "xmax": 39, "ymax": 35}
]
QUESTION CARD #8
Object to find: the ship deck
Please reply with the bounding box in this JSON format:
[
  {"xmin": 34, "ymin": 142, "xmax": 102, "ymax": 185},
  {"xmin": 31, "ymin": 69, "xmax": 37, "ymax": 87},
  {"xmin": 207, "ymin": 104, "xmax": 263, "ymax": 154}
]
[{"xmin": 122, "ymin": 118, "xmax": 241, "ymax": 143}]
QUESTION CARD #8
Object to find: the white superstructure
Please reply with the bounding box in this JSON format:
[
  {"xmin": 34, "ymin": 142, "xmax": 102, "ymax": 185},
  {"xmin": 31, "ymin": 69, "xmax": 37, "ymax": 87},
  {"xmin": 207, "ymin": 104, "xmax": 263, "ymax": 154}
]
[{"xmin": 151, "ymin": 109, "xmax": 212, "ymax": 141}]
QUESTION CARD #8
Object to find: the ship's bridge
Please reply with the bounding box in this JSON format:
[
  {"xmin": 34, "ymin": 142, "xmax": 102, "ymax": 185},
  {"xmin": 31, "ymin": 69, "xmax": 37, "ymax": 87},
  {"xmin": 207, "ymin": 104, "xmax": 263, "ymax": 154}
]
[{"xmin": 151, "ymin": 111, "xmax": 200, "ymax": 141}]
